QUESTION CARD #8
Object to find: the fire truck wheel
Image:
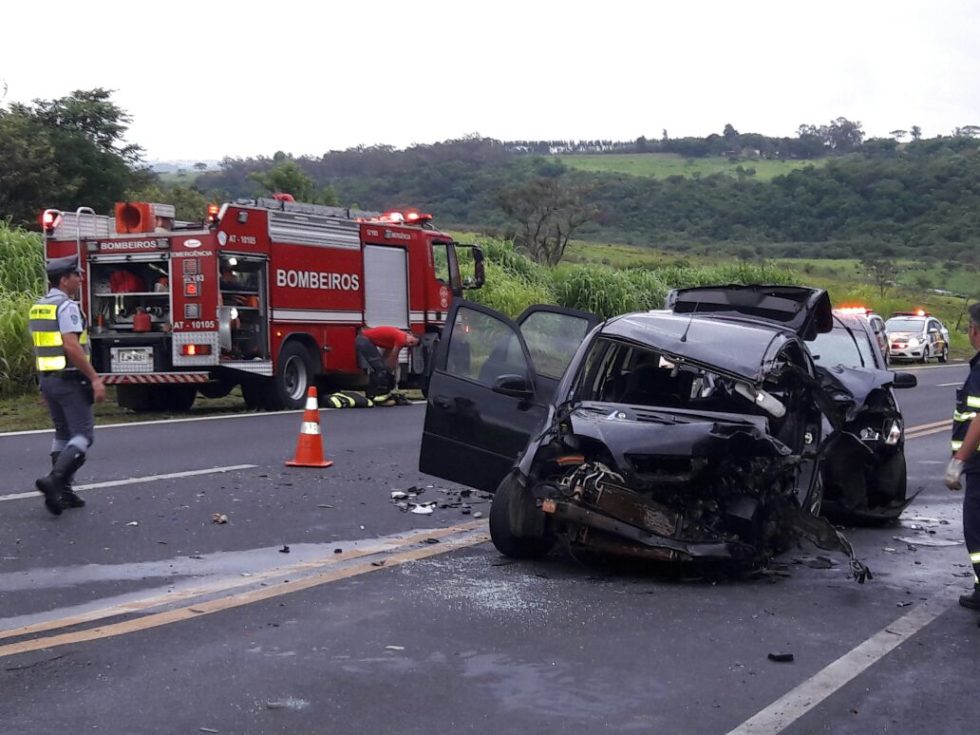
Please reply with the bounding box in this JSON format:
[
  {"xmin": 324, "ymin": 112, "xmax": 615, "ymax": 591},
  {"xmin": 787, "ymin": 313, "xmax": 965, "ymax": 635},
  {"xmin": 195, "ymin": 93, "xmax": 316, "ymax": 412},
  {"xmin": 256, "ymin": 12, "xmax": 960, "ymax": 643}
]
[
  {"xmin": 240, "ymin": 378, "xmax": 266, "ymax": 411},
  {"xmin": 116, "ymin": 384, "xmax": 165, "ymax": 412},
  {"xmin": 164, "ymin": 385, "xmax": 196, "ymax": 412},
  {"xmin": 269, "ymin": 341, "xmax": 316, "ymax": 410},
  {"xmin": 198, "ymin": 379, "xmax": 234, "ymax": 399}
]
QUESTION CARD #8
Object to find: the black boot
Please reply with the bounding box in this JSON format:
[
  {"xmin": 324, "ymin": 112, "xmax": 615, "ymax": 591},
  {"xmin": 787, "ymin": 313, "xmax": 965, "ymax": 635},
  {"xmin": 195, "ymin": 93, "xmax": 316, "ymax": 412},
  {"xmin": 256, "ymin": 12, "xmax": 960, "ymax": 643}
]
[
  {"xmin": 50, "ymin": 451, "xmax": 86, "ymax": 508},
  {"xmin": 959, "ymin": 584, "xmax": 980, "ymax": 610},
  {"xmin": 36, "ymin": 446, "xmax": 85, "ymax": 516}
]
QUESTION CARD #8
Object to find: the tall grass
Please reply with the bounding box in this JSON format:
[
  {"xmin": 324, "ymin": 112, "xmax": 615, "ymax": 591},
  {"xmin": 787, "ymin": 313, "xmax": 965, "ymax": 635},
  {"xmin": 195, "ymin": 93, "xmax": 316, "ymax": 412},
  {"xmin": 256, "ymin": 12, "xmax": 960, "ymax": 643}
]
[{"xmin": 0, "ymin": 221, "xmax": 45, "ymax": 396}]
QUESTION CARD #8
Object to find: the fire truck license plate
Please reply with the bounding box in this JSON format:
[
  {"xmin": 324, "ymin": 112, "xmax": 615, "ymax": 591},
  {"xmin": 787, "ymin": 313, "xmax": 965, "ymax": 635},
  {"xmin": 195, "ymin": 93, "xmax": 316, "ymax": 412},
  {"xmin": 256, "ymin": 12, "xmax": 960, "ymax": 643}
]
[{"xmin": 110, "ymin": 347, "xmax": 153, "ymax": 373}]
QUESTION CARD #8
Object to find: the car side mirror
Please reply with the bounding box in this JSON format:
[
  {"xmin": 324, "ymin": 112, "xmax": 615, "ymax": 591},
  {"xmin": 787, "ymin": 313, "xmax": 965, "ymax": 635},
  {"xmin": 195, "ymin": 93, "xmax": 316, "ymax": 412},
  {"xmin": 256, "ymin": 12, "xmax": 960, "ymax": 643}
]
[
  {"xmin": 492, "ymin": 374, "xmax": 534, "ymax": 399},
  {"xmin": 892, "ymin": 371, "xmax": 917, "ymax": 389}
]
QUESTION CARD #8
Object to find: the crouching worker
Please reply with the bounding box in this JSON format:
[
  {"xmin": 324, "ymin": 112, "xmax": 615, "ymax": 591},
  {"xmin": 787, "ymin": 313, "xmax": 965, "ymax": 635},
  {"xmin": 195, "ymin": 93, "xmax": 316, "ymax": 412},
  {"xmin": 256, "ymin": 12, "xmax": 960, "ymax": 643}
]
[
  {"xmin": 29, "ymin": 256, "xmax": 106, "ymax": 515},
  {"xmin": 354, "ymin": 326, "xmax": 420, "ymax": 405}
]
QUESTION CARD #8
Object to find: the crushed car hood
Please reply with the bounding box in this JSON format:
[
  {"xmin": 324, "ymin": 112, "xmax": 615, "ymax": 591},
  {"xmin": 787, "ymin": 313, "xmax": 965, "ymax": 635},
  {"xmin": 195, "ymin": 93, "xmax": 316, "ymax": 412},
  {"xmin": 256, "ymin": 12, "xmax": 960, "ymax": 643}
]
[{"xmin": 567, "ymin": 405, "xmax": 789, "ymax": 479}]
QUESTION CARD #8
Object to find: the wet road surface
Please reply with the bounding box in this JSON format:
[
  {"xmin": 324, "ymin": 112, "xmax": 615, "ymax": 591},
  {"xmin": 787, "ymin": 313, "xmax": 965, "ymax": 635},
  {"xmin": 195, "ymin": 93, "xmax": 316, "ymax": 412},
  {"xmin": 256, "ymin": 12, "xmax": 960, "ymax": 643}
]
[{"xmin": 0, "ymin": 362, "xmax": 977, "ymax": 734}]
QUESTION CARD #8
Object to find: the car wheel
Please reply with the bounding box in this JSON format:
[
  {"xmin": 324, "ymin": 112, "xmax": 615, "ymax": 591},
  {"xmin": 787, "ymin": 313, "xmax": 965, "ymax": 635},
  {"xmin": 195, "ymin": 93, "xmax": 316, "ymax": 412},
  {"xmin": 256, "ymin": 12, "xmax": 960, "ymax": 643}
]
[
  {"xmin": 919, "ymin": 346, "xmax": 929, "ymax": 364},
  {"xmin": 940, "ymin": 345, "xmax": 949, "ymax": 363},
  {"xmin": 489, "ymin": 475, "xmax": 554, "ymax": 559}
]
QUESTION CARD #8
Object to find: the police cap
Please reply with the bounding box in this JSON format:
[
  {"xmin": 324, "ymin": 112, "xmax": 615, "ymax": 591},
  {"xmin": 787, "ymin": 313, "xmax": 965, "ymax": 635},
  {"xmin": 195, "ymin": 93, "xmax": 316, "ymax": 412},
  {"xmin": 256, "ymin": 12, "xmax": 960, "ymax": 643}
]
[{"xmin": 46, "ymin": 255, "xmax": 82, "ymax": 278}]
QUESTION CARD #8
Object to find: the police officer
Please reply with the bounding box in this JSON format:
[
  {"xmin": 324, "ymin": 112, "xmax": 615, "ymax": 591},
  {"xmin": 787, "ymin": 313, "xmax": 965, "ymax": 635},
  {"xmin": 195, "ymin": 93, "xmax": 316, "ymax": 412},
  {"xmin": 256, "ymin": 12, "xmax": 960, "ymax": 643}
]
[
  {"xmin": 946, "ymin": 302, "xmax": 980, "ymax": 608},
  {"xmin": 29, "ymin": 255, "xmax": 106, "ymax": 515}
]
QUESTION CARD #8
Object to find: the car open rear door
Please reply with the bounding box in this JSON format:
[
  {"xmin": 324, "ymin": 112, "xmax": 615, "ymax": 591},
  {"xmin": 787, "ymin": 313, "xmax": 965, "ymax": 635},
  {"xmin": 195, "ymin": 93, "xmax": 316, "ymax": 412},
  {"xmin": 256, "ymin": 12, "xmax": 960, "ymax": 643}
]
[{"xmin": 419, "ymin": 300, "xmax": 598, "ymax": 493}]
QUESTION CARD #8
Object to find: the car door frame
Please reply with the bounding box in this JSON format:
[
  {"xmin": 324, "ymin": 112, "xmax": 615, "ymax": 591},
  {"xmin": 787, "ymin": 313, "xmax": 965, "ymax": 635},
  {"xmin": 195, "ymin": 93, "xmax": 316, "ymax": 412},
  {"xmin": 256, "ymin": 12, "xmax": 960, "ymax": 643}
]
[{"xmin": 419, "ymin": 300, "xmax": 599, "ymax": 493}]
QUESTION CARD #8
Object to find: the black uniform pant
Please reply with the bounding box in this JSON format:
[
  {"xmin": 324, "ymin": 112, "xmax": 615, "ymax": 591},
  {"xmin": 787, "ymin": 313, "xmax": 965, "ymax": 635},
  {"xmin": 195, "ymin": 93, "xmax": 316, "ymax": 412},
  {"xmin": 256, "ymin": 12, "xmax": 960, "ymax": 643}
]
[
  {"xmin": 40, "ymin": 373, "xmax": 95, "ymax": 454},
  {"xmin": 354, "ymin": 335, "xmax": 394, "ymax": 399},
  {"xmin": 964, "ymin": 471, "xmax": 980, "ymax": 584}
]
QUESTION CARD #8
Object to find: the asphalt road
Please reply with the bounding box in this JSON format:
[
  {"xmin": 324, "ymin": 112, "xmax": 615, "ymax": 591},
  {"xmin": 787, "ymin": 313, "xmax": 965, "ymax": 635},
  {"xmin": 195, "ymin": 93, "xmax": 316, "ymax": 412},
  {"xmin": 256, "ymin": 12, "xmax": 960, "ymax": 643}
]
[{"xmin": 0, "ymin": 362, "xmax": 975, "ymax": 735}]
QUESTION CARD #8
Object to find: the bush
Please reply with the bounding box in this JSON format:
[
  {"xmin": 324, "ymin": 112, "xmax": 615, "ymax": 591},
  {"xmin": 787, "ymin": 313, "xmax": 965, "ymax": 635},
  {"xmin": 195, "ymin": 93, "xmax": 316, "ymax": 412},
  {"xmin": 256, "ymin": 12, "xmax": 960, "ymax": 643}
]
[{"xmin": 0, "ymin": 222, "xmax": 45, "ymax": 396}]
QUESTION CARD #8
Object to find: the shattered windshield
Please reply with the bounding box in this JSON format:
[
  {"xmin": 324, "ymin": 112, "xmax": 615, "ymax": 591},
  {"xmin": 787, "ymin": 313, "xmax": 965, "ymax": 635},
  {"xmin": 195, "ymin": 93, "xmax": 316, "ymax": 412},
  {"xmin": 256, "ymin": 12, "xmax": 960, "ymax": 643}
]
[{"xmin": 572, "ymin": 337, "xmax": 741, "ymax": 410}]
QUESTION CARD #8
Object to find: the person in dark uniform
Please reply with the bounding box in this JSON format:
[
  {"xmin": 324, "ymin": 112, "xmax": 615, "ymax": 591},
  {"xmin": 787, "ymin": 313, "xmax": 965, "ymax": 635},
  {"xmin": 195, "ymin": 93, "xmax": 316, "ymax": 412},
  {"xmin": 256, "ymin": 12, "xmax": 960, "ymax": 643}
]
[
  {"xmin": 946, "ymin": 303, "xmax": 980, "ymax": 608},
  {"xmin": 354, "ymin": 326, "xmax": 420, "ymax": 403},
  {"xmin": 29, "ymin": 255, "xmax": 106, "ymax": 515}
]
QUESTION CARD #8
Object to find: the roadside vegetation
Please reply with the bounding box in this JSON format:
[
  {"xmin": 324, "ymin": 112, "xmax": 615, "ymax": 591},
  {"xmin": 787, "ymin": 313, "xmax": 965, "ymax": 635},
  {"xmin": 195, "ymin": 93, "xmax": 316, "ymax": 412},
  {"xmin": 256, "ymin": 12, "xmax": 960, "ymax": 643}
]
[
  {"xmin": 2, "ymin": 91, "xmax": 977, "ymax": 430},
  {"xmin": 557, "ymin": 153, "xmax": 824, "ymax": 181}
]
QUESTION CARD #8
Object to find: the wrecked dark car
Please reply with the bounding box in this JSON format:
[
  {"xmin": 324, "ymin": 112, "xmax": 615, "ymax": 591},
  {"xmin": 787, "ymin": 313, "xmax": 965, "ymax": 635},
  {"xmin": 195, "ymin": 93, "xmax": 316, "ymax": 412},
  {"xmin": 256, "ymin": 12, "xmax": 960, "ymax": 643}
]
[
  {"xmin": 811, "ymin": 310, "xmax": 917, "ymax": 523},
  {"xmin": 419, "ymin": 286, "xmax": 887, "ymax": 582}
]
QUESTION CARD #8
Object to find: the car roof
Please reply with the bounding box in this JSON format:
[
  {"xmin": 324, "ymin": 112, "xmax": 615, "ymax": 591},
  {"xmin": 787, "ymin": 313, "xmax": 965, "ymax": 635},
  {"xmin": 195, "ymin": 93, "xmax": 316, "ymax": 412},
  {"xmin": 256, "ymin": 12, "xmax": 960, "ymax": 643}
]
[{"xmin": 601, "ymin": 311, "xmax": 792, "ymax": 382}]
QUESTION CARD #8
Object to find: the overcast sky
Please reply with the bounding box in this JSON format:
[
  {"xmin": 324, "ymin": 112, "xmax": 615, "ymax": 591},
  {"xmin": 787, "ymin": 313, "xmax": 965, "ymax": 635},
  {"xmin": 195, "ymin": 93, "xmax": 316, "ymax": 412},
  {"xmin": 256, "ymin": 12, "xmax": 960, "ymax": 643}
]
[{"xmin": 3, "ymin": 0, "xmax": 978, "ymax": 161}]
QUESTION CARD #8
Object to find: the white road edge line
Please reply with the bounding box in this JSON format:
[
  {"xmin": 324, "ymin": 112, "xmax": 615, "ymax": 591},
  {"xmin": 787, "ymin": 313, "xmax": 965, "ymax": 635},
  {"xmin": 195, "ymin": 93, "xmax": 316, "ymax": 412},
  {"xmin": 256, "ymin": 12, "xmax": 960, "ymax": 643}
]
[
  {"xmin": 937, "ymin": 382, "xmax": 963, "ymax": 387},
  {"xmin": 726, "ymin": 593, "xmax": 954, "ymax": 735},
  {"xmin": 0, "ymin": 464, "xmax": 257, "ymax": 503},
  {"xmin": 0, "ymin": 402, "xmax": 425, "ymax": 438}
]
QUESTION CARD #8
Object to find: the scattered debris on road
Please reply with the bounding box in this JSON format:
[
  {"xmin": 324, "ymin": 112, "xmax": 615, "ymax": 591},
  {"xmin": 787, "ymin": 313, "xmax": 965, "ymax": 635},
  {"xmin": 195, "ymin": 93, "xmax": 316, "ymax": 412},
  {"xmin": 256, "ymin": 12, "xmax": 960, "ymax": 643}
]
[
  {"xmin": 125, "ymin": 521, "xmax": 139, "ymax": 527},
  {"xmin": 767, "ymin": 652, "xmax": 794, "ymax": 663},
  {"xmin": 211, "ymin": 513, "xmax": 228, "ymax": 524},
  {"xmin": 279, "ymin": 545, "xmax": 290, "ymax": 554}
]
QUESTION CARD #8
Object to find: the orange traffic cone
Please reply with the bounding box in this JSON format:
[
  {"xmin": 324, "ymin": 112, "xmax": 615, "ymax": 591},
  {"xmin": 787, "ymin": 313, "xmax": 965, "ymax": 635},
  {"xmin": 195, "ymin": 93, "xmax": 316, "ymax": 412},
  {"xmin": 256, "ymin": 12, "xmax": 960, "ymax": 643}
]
[{"xmin": 285, "ymin": 387, "xmax": 334, "ymax": 468}]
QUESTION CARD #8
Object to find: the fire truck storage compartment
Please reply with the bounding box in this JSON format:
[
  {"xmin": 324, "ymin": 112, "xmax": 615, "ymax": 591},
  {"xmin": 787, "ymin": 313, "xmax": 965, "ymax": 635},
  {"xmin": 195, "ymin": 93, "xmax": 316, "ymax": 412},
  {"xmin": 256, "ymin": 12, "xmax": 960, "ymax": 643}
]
[
  {"xmin": 218, "ymin": 255, "xmax": 268, "ymax": 360},
  {"xmin": 363, "ymin": 246, "xmax": 408, "ymax": 329},
  {"xmin": 87, "ymin": 255, "xmax": 172, "ymax": 372}
]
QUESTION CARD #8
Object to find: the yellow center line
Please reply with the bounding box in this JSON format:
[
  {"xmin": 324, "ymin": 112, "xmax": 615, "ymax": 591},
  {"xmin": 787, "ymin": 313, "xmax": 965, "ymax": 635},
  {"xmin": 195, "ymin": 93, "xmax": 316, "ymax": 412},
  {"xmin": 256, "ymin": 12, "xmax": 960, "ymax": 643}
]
[
  {"xmin": 907, "ymin": 418, "xmax": 954, "ymax": 433},
  {"xmin": 0, "ymin": 522, "xmax": 486, "ymax": 648},
  {"xmin": 906, "ymin": 424, "xmax": 954, "ymax": 440}
]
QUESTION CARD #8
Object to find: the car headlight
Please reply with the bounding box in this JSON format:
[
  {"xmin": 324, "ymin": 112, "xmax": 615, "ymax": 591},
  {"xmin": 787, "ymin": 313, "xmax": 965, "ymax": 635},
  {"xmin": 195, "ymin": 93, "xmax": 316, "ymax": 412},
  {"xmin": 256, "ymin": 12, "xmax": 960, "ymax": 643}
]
[
  {"xmin": 907, "ymin": 337, "xmax": 920, "ymax": 347},
  {"xmin": 885, "ymin": 420, "xmax": 902, "ymax": 445}
]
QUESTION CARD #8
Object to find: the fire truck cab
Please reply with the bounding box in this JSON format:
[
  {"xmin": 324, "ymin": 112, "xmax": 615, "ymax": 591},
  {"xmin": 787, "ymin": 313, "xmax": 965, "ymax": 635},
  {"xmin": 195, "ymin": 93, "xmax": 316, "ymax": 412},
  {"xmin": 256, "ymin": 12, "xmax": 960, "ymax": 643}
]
[{"xmin": 41, "ymin": 198, "xmax": 484, "ymax": 411}]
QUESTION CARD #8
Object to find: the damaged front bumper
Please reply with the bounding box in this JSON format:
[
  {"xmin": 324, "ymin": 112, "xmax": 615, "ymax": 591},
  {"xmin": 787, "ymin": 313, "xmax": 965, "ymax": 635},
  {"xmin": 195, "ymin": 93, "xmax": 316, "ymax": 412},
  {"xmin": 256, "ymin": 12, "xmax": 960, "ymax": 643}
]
[{"xmin": 533, "ymin": 461, "xmax": 871, "ymax": 582}]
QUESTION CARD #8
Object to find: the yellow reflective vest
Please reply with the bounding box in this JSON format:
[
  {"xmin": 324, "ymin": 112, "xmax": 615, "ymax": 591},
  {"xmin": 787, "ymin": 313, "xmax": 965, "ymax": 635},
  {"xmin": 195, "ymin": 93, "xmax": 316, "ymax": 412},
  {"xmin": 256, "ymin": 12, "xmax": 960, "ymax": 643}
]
[{"xmin": 28, "ymin": 291, "xmax": 90, "ymax": 372}]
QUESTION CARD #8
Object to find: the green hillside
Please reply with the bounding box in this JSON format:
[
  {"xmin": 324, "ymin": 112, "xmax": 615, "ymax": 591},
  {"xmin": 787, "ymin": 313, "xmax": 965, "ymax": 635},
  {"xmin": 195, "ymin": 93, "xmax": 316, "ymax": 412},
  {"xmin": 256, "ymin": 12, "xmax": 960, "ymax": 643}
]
[{"xmin": 557, "ymin": 153, "xmax": 825, "ymax": 181}]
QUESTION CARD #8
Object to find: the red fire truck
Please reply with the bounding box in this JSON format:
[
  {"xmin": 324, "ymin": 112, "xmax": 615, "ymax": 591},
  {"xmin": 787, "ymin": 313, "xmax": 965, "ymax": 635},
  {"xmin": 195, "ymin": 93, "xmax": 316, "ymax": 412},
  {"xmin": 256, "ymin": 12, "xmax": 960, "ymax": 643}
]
[{"xmin": 40, "ymin": 197, "xmax": 484, "ymax": 410}]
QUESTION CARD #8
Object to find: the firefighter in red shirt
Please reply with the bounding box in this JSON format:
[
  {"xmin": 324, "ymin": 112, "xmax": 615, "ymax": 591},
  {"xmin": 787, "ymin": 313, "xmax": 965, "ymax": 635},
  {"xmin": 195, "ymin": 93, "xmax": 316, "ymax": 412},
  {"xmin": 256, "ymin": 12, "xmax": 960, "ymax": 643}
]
[{"xmin": 355, "ymin": 326, "xmax": 420, "ymax": 402}]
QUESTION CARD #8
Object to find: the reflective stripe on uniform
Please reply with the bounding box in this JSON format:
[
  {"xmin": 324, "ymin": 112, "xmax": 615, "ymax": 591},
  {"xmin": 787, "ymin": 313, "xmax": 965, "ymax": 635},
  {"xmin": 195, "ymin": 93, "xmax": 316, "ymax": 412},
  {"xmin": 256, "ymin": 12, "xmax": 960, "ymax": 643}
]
[
  {"xmin": 970, "ymin": 552, "xmax": 980, "ymax": 564},
  {"xmin": 969, "ymin": 396, "xmax": 980, "ymax": 409},
  {"xmin": 29, "ymin": 301, "xmax": 68, "ymax": 371},
  {"xmin": 954, "ymin": 410, "xmax": 978, "ymax": 423},
  {"xmin": 29, "ymin": 292, "xmax": 90, "ymax": 372},
  {"xmin": 951, "ymin": 441, "xmax": 980, "ymax": 452}
]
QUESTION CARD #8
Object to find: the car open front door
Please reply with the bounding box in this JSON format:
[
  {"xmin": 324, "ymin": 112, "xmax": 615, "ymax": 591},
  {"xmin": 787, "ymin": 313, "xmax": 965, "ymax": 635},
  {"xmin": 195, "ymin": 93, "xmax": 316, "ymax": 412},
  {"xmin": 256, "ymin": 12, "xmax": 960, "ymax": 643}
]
[{"xmin": 419, "ymin": 300, "xmax": 598, "ymax": 493}]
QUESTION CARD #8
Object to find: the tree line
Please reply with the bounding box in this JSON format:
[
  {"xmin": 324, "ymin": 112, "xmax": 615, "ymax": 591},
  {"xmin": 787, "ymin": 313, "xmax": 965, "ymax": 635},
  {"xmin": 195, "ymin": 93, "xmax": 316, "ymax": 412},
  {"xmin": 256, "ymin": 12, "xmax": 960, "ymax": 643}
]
[{"xmin": 3, "ymin": 90, "xmax": 980, "ymax": 266}]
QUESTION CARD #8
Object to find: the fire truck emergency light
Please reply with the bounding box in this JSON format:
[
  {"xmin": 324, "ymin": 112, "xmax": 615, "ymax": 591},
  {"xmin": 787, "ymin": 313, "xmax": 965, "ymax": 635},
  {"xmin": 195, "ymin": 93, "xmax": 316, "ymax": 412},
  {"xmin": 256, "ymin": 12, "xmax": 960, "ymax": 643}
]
[
  {"xmin": 40, "ymin": 210, "xmax": 62, "ymax": 234},
  {"xmin": 207, "ymin": 204, "xmax": 220, "ymax": 225}
]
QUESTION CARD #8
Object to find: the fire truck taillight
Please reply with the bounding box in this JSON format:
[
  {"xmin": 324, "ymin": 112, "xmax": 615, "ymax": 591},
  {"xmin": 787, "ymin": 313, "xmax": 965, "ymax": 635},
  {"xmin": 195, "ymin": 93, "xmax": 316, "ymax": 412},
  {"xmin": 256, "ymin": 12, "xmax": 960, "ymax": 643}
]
[
  {"xmin": 180, "ymin": 344, "xmax": 212, "ymax": 357},
  {"xmin": 184, "ymin": 282, "xmax": 199, "ymax": 297}
]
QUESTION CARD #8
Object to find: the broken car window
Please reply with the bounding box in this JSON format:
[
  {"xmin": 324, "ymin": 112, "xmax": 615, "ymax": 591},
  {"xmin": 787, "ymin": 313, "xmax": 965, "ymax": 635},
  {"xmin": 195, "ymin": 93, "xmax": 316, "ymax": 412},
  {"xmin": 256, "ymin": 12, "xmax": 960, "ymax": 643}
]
[{"xmin": 572, "ymin": 338, "xmax": 740, "ymax": 410}]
